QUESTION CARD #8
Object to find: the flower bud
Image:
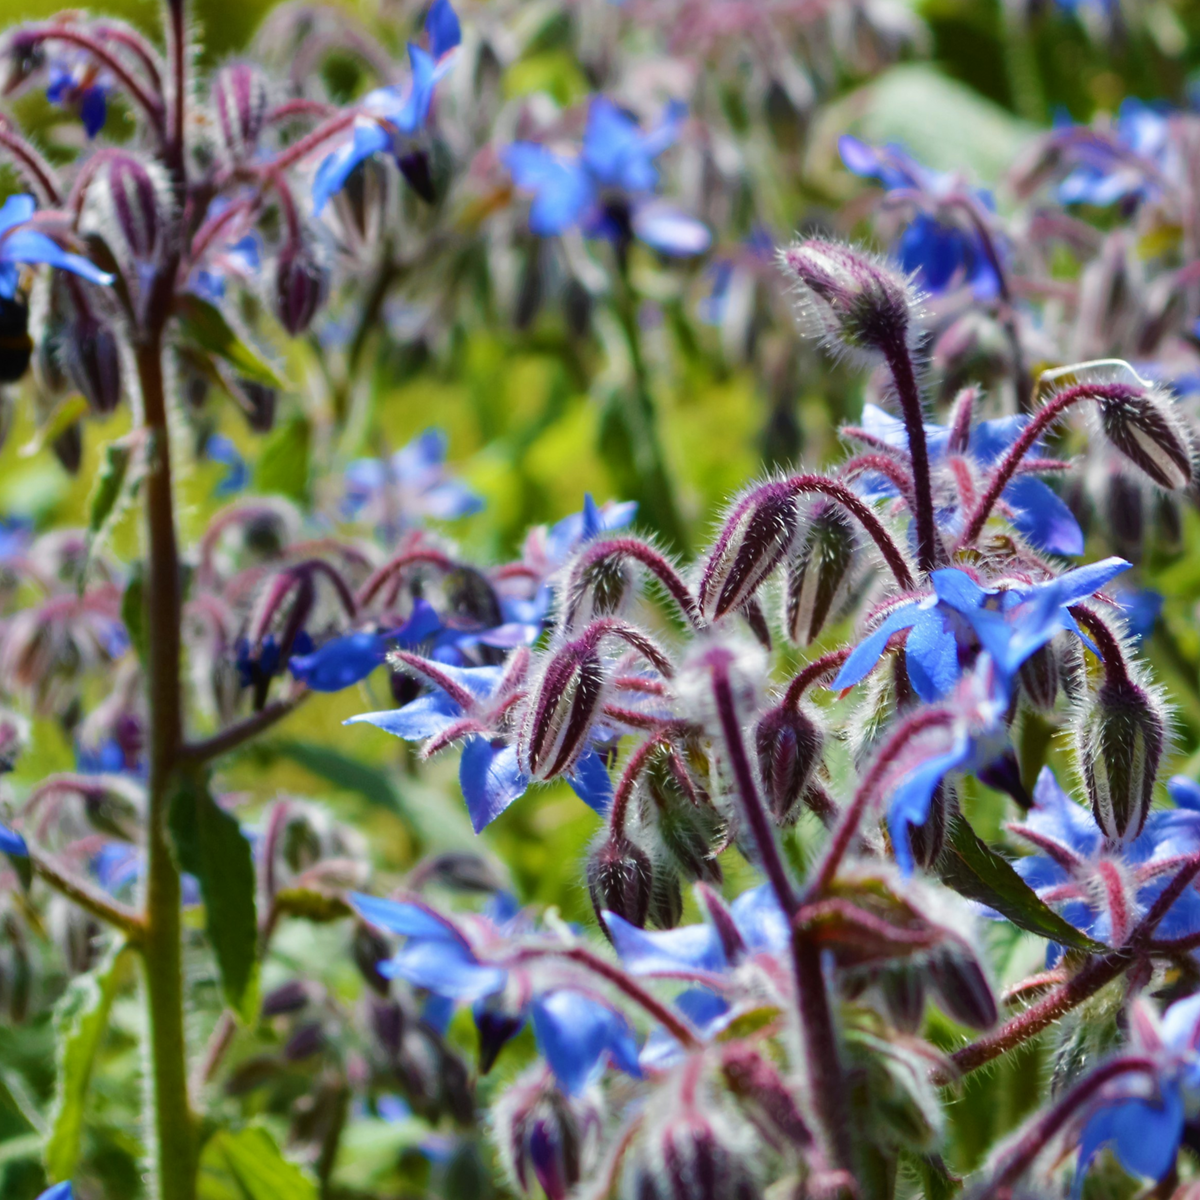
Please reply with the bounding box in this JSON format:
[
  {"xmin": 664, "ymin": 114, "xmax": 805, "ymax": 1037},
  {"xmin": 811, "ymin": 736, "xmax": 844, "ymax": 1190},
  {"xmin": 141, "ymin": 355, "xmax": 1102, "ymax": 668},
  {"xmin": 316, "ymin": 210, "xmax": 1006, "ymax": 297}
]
[
  {"xmin": 721, "ymin": 1046, "xmax": 810, "ymax": 1152},
  {"xmin": 90, "ymin": 153, "xmax": 166, "ymax": 267},
  {"xmin": 563, "ymin": 551, "xmax": 635, "ymax": 630},
  {"xmin": 283, "ymin": 1021, "xmax": 326, "ymax": 1060},
  {"xmin": 698, "ymin": 483, "xmax": 799, "ymax": 621},
  {"xmin": 52, "ymin": 421, "xmax": 83, "ymax": 475},
  {"xmin": 239, "ymin": 380, "xmax": 277, "ymax": 432},
  {"xmin": 273, "ymin": 239, "xmax": 328, "ymax": 336},
  {"xmin": 398, "ymin": 148, "xmax": 436, "ymax": 203},
  {"xmin": 212, "ymin": 62, "xmax": 269, "ymax": 161},
  {"xmin": 634, "ymin": 1112, "xmax": 762, "ymax": 1200},
  {"xmin": 517, "ymin": 639, "xmax": 608, "ymax": 780},
  {"xmin": 754, "ymin": 703, "xmax": 824, "ymax": 824},
  {"xmin": 0, "ymin": 296, "xmax": 32, "ymax": 384},
  {"xmin": 904, "ymin": 780, "xmax": 953, "ymax": 872},
  {"xmin": 588, "ymin": 832, "xmax": 653, "ymax": 930},
  {"xmin": 1018, "ymin": 640, "xmax": 1060, "ymax": 711},
  {"xmin": 66, "ymin": 311, "xmax": 121, "ymax": 413},
  {"xmin": 927, "ymin": 946, "xmax": 996, "ymax": 1030},
  {"xmin": 1104, "ymin": 470, "xmax": 1144, "ymax": 561},
  {"xmin": 262, "ymin": 979, "xmax": 312, "ymax": 1016},
  {"xmin": 499, "ymin": 1079, "xmax": 584, "ymax": 1200},
  {"xmin": 779, "ymin": 238, "xmax": 915, "ymax": 358},
  {"xmin": 1078, "ymin": 677, "xmax": 1165, "ymax": 844},
  {"xmin": 644, "ymin": 745, "xmax": 723, "ymax": 885},
  {"xmin": 785, "ymin": 503, "xmax": 856, "ymax": 645},
  {"xmin": 354, "ymin": 920, "xmax": 393, "ymax": 996},
  {"xmin": 880, "ymin": 963, "xmax": 927, "ymax": 1033},
  {"xmin": 473, "ymin": 998, "xmax": 525, "ymax": 1075},
  {"xmin": 1099, "ymin": 385, "xmax": 1193, "ymax": 490},
  {"xmin": 648, "ymin": 864, "xmax": 684, "ymax": 929}
]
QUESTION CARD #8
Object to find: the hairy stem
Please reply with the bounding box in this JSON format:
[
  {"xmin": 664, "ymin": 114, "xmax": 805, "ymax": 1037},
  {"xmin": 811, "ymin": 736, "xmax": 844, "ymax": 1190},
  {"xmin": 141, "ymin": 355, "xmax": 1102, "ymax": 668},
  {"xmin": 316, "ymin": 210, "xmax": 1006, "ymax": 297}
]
[
  {"xmin": 28, "ymin": 847, "xmax": 144, "ymax": 937},
  {"xmin": 880, "ymin": 338, "xmax": 939, "ymax": 574}
]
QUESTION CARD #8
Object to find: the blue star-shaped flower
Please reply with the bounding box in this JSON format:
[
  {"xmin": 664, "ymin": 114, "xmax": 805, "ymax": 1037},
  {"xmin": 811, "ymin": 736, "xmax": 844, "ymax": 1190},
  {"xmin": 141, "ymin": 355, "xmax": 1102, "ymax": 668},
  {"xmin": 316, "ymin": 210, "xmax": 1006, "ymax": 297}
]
[
  {"xmin": 833, "ymin": 557, "xmax": 1131, "ymax": 703},
  {"xmin": 46, "ymin": 57, "xmax": 110, "ymax": 138},
  {"xmin": 351, "ymin": 892, "xmax": 641, "ymax": 1094},
  {"xmin": 1056, "ymin": 98, "xmax": 1173, "ymax": 209},
  {"xmin": 853, "ymin": 402, "xmax": 1084, "ymax": 557},
  {"xmin": 312, "ymin": 0, "xmax": 461, "ymax": 213},
  {"xmin": 838, "ymin": 136, "xmax": 1002, "ymax": 299},
  {"xmin": 503, "ymin": 98, "xmax": 710, "ymax": 257}
]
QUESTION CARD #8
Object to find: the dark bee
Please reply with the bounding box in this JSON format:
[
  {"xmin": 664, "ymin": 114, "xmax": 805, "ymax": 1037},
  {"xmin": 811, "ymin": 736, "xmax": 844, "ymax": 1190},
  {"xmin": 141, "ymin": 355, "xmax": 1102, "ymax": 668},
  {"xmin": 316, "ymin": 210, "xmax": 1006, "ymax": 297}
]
[{"xmin": 0, "ymin": 296, "xmax": 33, "ymax": 385}]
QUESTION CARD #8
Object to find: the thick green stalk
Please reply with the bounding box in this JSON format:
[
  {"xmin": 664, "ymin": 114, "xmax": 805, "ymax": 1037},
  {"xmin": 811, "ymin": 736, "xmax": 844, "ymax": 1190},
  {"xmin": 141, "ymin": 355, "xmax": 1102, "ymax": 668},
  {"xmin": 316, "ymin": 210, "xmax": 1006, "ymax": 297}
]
[{"xmin": 136, "ymin": 334, "xmax": 196, "ymax": 1200}]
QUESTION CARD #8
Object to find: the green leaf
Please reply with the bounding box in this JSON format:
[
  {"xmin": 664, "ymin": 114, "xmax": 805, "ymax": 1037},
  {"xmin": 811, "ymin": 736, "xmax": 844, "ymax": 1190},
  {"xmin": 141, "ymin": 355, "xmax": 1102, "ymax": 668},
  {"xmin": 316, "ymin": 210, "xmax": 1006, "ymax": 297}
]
[
  {"xmin": 198, "ymin": 1126, "xmax": 318, "ymax": 1200},
  {"xmin": 937, "ymin": 813, "xmax": 1107, "ymax": 953},
  {"xmin": 175, "ymin": 294, "xmax": 285, "ymax": 389},
  {"xmin": 87, "ymin": 442, "xmax": 132, "ymax": 536},
  {"xmin": 121, "ymin": 565, "xmax": 149, "ymax": 671},
  {"xmin": 256, "ymin": 416, "xmax": 310, "ymax": 502},
  {"xmin": 169, "ymin": 772, "xmax": 259, "ymax": 1021},
  {"xmin": 270, "ymin": 739, "xmax": 406, "ymax": 814},
  {"xmin": 44, "ymin": 941, "xmax": 134, "ymax": 1182}
]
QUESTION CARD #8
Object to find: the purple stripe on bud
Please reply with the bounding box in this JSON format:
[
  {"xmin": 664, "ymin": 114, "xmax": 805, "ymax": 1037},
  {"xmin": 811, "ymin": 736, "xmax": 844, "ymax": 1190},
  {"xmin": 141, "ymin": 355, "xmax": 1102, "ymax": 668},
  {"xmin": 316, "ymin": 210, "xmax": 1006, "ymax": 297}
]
[
  {"xmin": 213, "ymin": 62, "xmax": 268, "ymax": 160},
  {"xmin": 518, "ymin": 639, "xmax": 608, "ymax": 780},
  {"xmin": 1099, "ymin": 385, "xmax": 1194, "ymax": 490},
  {"xmin": 698, "ymin": 482, "xmax": 799, "ymax": 621},
  {"xmin": 785, "ymin": 502, "xmax": 855, "ymax": 646},
  {"xmin": 754, "ymin": 704, "xmax": 824, "ymax": 825},
  {"xmin": 107, "ymin": 154, "xmax": 162, "ymax": 262}
]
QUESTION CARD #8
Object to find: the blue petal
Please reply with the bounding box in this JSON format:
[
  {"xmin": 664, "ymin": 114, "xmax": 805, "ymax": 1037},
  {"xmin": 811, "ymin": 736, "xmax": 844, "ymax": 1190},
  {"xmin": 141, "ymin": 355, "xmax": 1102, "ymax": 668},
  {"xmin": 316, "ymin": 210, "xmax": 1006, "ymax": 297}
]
[
  {"xmin": 346, "ymin": 691, "xmax": 464, "ymax": 741},
  {"xmin": 1077, "ymin": 1089, "xmax": 1183, "ymax": 1190},
  {"xmin": 381, "ymin": 939, "xmax": 507, "ymax": 1001},
  {"xmin": 887, "ymin": 735, "xmax": 970, "ymax": 876},
  {"xmin": 350, "ymin": 893, "xmax": 465, "ymax": 941},
  {"xmin": 833, "ymin": 602, "xmax": 921, "ymax": 690},
  {"xmin": 904, "ymin": 607, "xmax": 960, "ymax": 702},
  {"xmin": 531, "ymin": 990, "xmax": 641, "ymax": 1095},
  {"xmin": 1022, "ymin": 767, "xmax": 1103, "ymax": 858},
  {"xmin": 729, "ymin": 883, "xmax": 789, "ymax": 952},
  {"xmin": 389, "ymin": 44, "xmax": 437, "ymax": 135},
  {"xmin": 639, "ymin": 987, "xmax": 730, "ymax": 1069},
  {"xmin": 0, "ymin": 823, "xmax": 27, "ymax": 858},
  {"xmin": 289, "ymin": 632, "xmax": 387, "ymax": 691},
  {"xmin": 567, "ymin": 749, "xmax": 613, "ymax": 815},
  {"xmin": 80, "ymin": 86, "xmax": 107, "ymax": 138},
  {"xmin": 930, "ymin": 569, "xmax": 989, "ymax": 614},
  {"xmin": 1003, "ymin": 476, "xmax": 1084, "ymax": 557},
  {"xmin": 1169, "ymin": 775, "xmax": 1200, "ymax": 812},
  {"xmin": 631, "ymin": 202, "xmax": 711, "ymax": 256},
  {"xmin": 502, "ymin": 144, "xmax": 594, "ymax": 236},
  {"xmin": 37, "ymin": 1186, "xmax": 74, "ymax": 1200},
  {"xmin": 425, "ymin": 0, "xmax": 461, "ymax": 59},
  {"xmin": 0, "ymin": 195, "xmax": 35, "ymax": 236},
  {"xmin": 582, "ymin": 97, "xmax": 658, "ymax": 192},
  {"xmin": 393, "ymin": 598, "xmax": 443, "ymax": 646},
  {"xmin": 602, "ymin": 912, "xmax": 726, "ymax": 975},
  {"xmin": 969, "ymin": 414, "xmax": 1031, "ymax": 464},
  {"xmin": 313, "ymin": 120, "xmax": 391, "ymax": 214},
  {"xmin": 1, "ymin": 228, "xmax": 113, "ymax": 287},
  {"xmin": 459, "ymin": 739, "xmax": 529, "ymax": 833},
  {"xmin": 1159, "ymin": 992, "xmax": 1200, "ymax": 1051},
  {"xmin": 1047, "ymin": 557, "xmax": 1133, "ymax": 606}
]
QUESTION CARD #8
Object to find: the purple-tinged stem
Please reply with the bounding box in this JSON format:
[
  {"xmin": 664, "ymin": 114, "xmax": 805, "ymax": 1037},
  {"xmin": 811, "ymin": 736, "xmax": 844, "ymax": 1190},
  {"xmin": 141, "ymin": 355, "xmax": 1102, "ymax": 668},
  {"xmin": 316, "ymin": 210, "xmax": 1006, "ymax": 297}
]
[
  {"xmin": 27, "ymin": 846, "xmax": 145, "ymax": 936},
  {"xmin": 1068, "ymin": 604, "xmax": 1133, "ymax": 689},
  {"xmin": 0, "ymin": 123, "xmax": 62, "ymax": 204},
  {"xmin": 958, "ymin": 382, "xmax": 1139, "ymax": 548},
  {"xmin": 783, "ymin": 649, "xmax": 851, "ymax": 710},
  {"xmin": 978, "ymin": 1055, "xmax": 1156, "ymax": 1197},
  {"xmin": 180, "ymin": 692, "xmax": 309, "ymax": 763},
  {"xmin": 784, "ymin": 475, "xmax": 915, "ymax": 590},
  {"xmin": 570, "ymin": 537, "xmax": 700, "ymax": 627},
  {"xmin": 806, "ymin": 708, "xmax": 955, "ymax": 901},
  {"xmin": 879, "ymin": 336, "xmax": 939, "ymax": 573},
  {"xmin": 608, "ymin": 736, "xmax": 668, "ymax": 838}
]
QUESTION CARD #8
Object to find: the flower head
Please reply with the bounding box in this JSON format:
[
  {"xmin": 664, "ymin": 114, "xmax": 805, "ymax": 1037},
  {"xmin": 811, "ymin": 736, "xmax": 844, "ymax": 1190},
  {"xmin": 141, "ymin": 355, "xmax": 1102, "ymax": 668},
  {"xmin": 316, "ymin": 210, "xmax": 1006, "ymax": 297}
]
[{"xmin": 503, "ymin": 98, "xmax": 710, "ymax": 257}]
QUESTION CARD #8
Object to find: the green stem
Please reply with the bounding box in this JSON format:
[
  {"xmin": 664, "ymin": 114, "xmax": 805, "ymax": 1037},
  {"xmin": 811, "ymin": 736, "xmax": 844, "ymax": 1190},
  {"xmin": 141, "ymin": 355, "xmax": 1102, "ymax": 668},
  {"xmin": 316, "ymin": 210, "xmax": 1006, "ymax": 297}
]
[
  {"xmin": 136, "ymin": 333, "xmax": 196, "ymax": 1200},
  {"xmin": 610, "ymin": 261, "xmax": 687, "ymax": 551}
]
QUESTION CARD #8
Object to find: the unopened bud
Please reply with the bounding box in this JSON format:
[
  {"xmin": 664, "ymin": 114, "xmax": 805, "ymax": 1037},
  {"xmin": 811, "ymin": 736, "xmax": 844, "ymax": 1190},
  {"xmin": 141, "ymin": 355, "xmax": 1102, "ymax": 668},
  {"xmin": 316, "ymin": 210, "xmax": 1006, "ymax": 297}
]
[
  {"xmin": 880, "ymin": 963, "xmax": 927, "ymax": 1033},
  {"xmin": 398, "ymin": 148, "xmax": 436, "ymax": 203},
  {"xmin": 779, "ymin": 238, "xmax": 915, "ymax": 357},
  {"xmin": 699, "ymin": 482, "xmax": 799, "ymax": 621},
  {"xmin": 473, "ymin": 998, "xmax": 525, "ymax": 1075},
  {"xmin": 212, "ymin": 62, "xmax": 269, "ymax": 160},
  {"xmin": 564, "ymin": 551, "xmax": 634, "ymax": 630},
  {"xmin": 66, "ymin": 312, "xmax": 121, "ymax": 413},
  {"xmin": 905, "ymin": 780, "xmax": 953, "ymax": 871},
  {"xmin": 1018, "ymin": 640, "xmax": 1060, "ymax": 711},
  {"xmin": 262, "ymin": 979, "xmax": 312, "ymax": 1016},
  {"xmin": 648, "ymin": 865, "xmax": 683, "ymax": 929},
  {"xmin": 721, "ymin": 1046, "xmax": 810, "ymax": 1151},
  {"xmin": 639, "ymin": 1113, "xmax": 762, "ymax": 1200},
  {"xmin": 517, "ymin": 639, "xmax": 608, "ymax": 780},
  {"xmin": 927, "ymin": 946, "xmax": 996, "ymax": 1030},
  {"xmin": 239, "ymin": 380, "xmax": 277, "ymax": 432},
  {"xmin": 1078, "ymin": 677, "xmax": 1165, "ymax": 844},
  {"xmin": 283, "ymin": 1021, "xmax": 326, "ymax": 1060},
  {"xmin": 0, "ymin": 296, "xmax": 32, "ymax": 384},
  {"xmin": 354, "ymin": 920, "xmax": 393, "ymax": 996},
  {"xmin": 1104, "ymin": 471, "xmax": 1144, "ymax": 560},
  {"xmin": 1100, "ymin": 385, "xmax": 1193, "ymax": 490},
  {"xmin": 754, "ymin": 703, "xmax": 824, "ymax": 824},
  {"xmin": 90, "ymin": 154, "xmax": 166, "ymax": 267},
  {"xmin": 785, "ymin": 503, "xmax": 855, "ymax": 645},
  {"xmin": 588, "ymin": 833, "xmax": 653, "ymax": 930},
  {"xmin": 645, "ymin": 746, "xmax": 723, "ymax": 885},
  {"xmin": 274, "ymin": 239, "xmax": 328, "ymax": 336},
  {"xmin": 52, "ymin": 421, "xmax": 83, "ymax": 475},
  {"xmin": 501, "ymin": 1082, "xmax": 583, "ymax": 1200}
]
